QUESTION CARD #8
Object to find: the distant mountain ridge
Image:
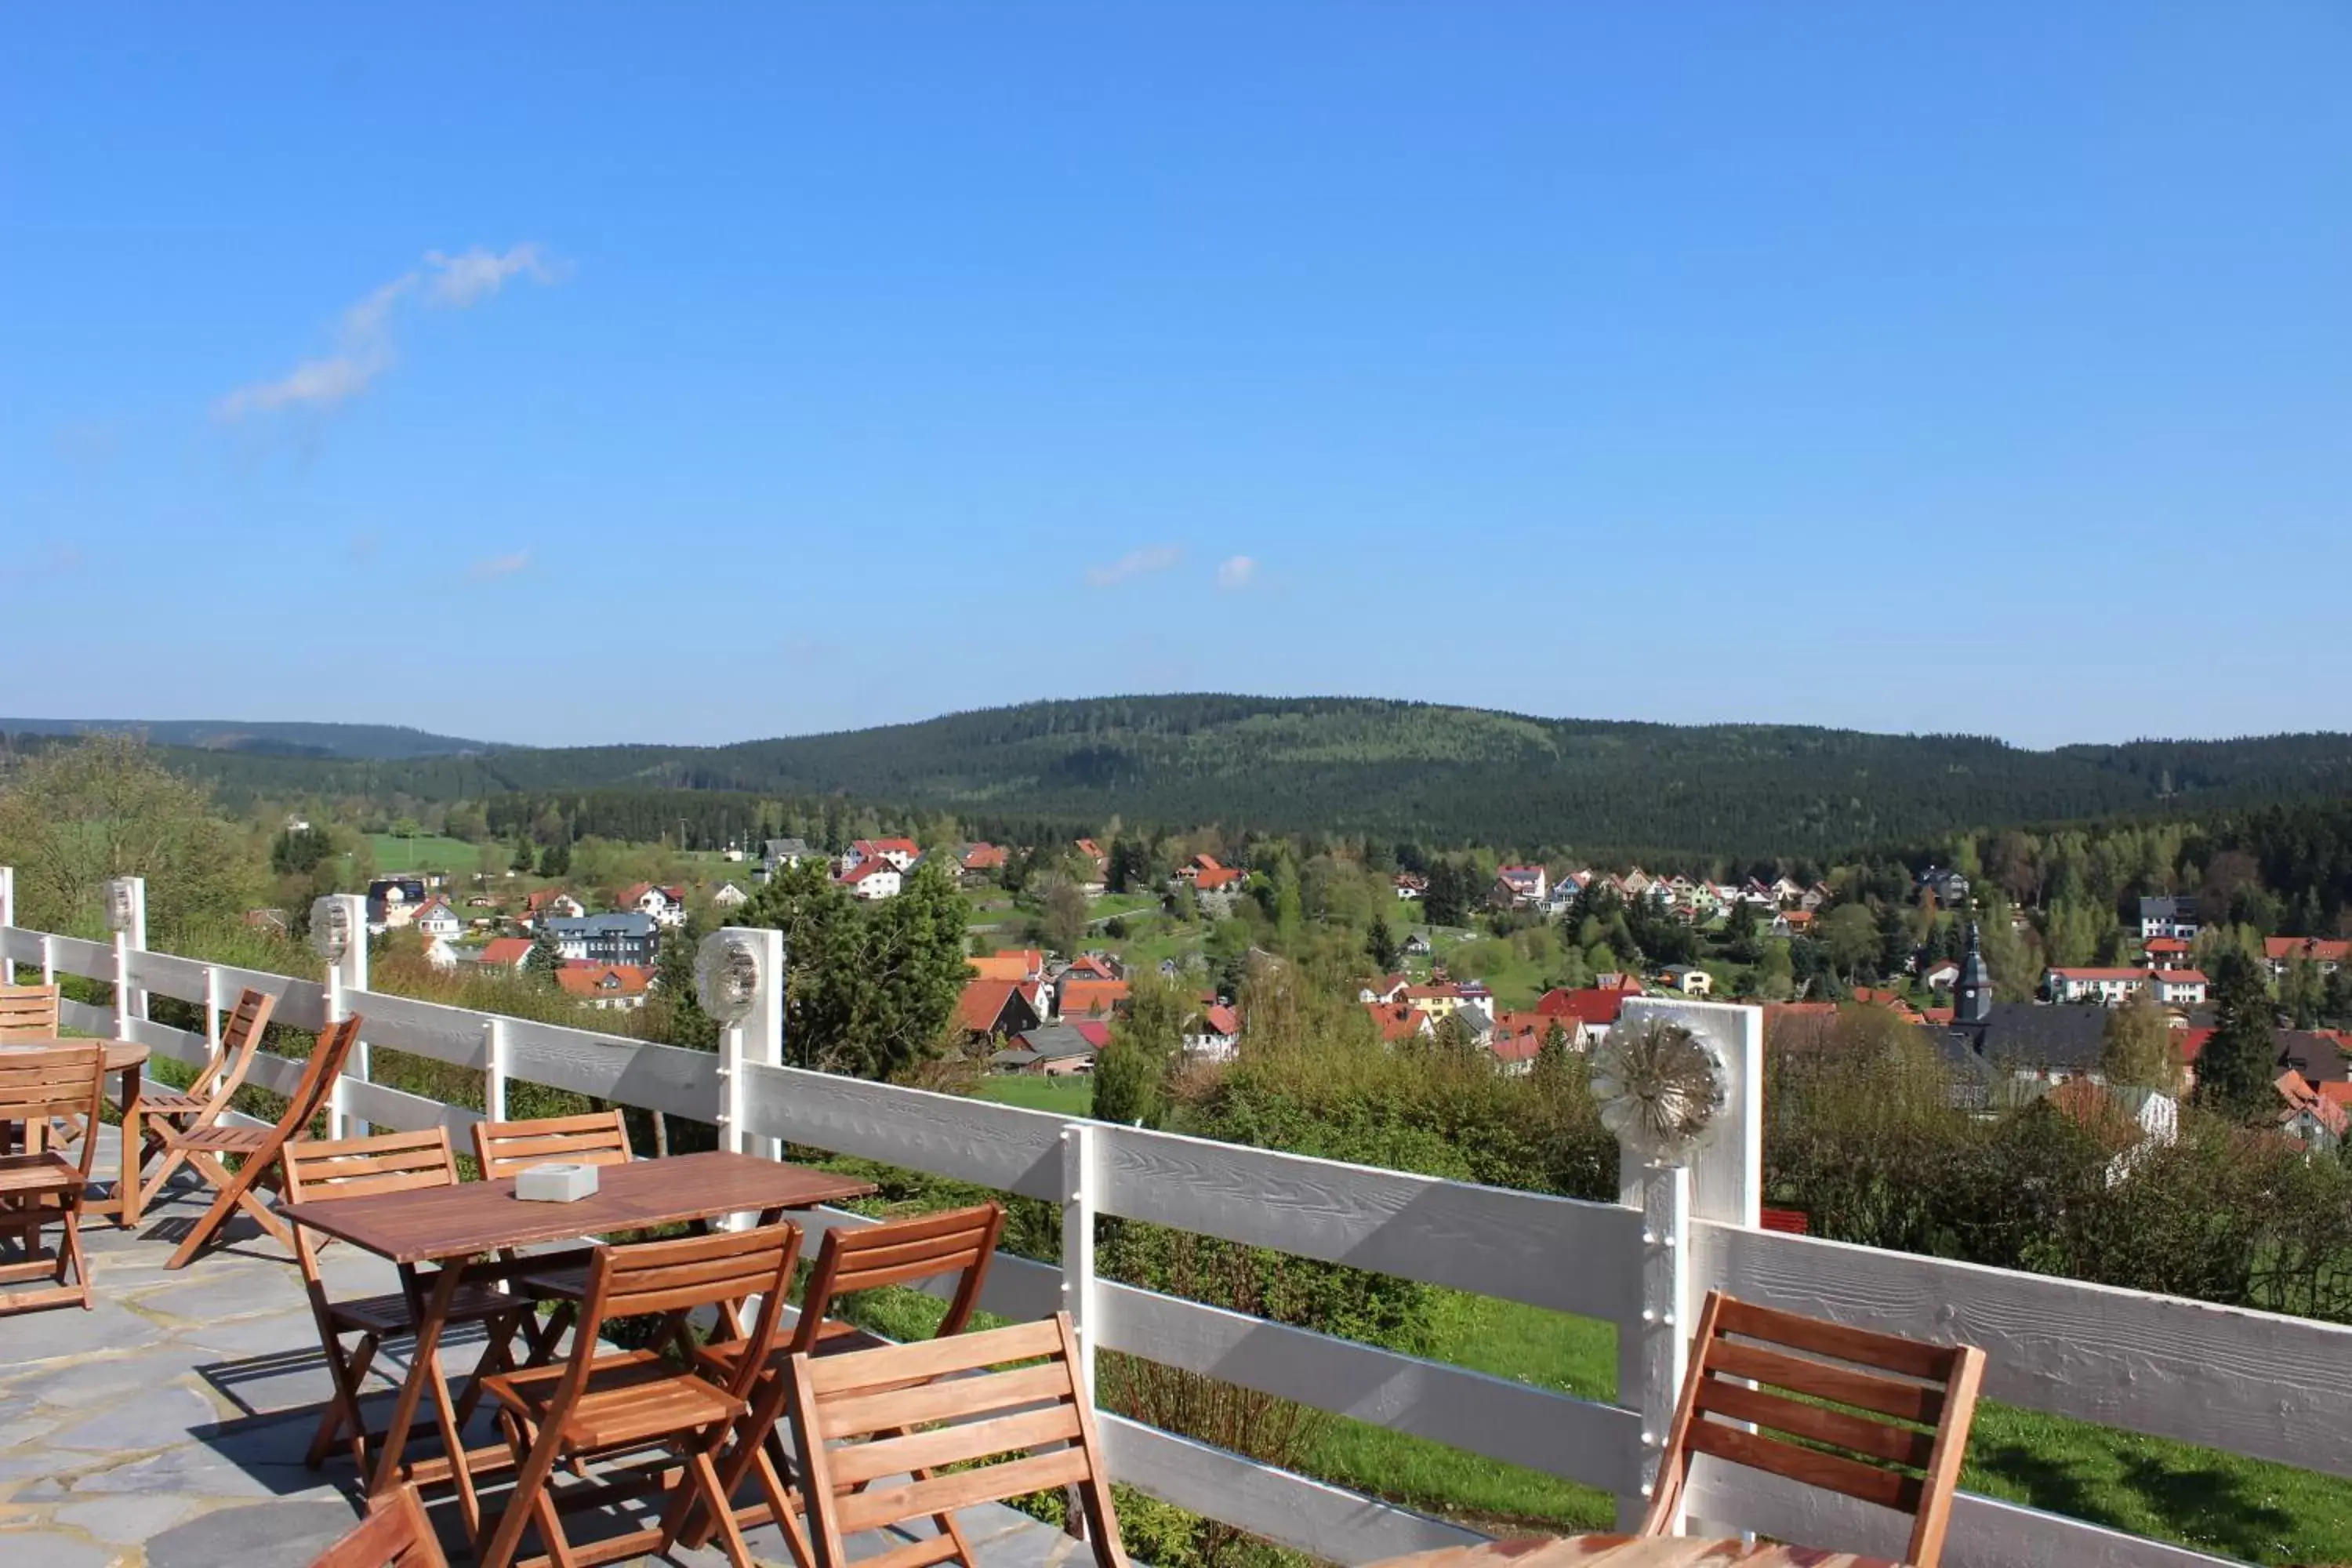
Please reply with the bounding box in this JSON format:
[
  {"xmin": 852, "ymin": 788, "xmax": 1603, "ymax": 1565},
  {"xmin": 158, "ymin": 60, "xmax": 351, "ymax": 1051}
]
[
  {"xmin": 45, "ymin": 695, "xmax": 2352, "ymax": 858},
  {"xmin": 0, "ymin": 717, "xmax": 486, "ymax": 760}
]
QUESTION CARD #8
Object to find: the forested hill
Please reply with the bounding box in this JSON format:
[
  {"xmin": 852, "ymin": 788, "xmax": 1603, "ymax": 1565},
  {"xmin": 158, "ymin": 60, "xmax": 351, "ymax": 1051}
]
[
  {"xmin": 0, "ymin": 717, "xmax": 483, "ymax": 760},
  {"xmin": 68, "ymin": 695, "xmax": 2352, "ymax": 860}
]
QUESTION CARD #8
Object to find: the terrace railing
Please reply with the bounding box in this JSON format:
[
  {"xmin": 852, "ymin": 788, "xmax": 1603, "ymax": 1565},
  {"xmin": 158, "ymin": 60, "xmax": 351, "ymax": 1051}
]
[{"xmin": 5, "ymin": 873, "xmax": 2350, "ymax": 1568}]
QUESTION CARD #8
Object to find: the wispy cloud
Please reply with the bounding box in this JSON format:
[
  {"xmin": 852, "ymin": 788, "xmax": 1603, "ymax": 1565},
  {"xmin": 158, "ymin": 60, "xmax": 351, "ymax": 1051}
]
[
  {"xmin": 467, "ymin": 550, "xmax": 532, "ymax": 582},
  {"xmin": 216, "ymin": 245, "xmax": 558, "ymax": 420},
  {"xmin": 1214, "ymin": 555, "xmax": 1259, "ymax": 592},
  {"xmin": 1085, "ymin": 544, "xmax": 1181, "ymax": 588}
]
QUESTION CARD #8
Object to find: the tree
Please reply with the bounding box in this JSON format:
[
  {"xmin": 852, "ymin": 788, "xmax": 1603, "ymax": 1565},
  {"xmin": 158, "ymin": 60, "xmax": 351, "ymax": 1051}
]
[
  {"xmin": 524, "ymin": 926, "xmax": 564, "ymax": 982},
  {"xmin": 538, "ymin": 839, "xmax": 572, "ymax": 877},
  {"xmin": 1094, "ymin": 971, "xmax": 1187, "ymax": 1128},
  {"xmin": 509, "ymin": 836, "xmax": 536, "ymax": 873},
  {"xmin": 0, "ymin": 735, "xmax": 256, "ymax": 941},
  {"xmin": 2100, "ymin": 990, "xmax": 2182, "ymax": 1093},
  {"xmin": 1365, "ymin": 914, "xmax": 1400, "ymax": 975},
  {"xmin": 1038, "ymin": 875, "xmax": 1091, "ymax": 956},
  {"xmin": 646, "ymin": 912, "xmax": 717, "ymax": 1051},
  {"xmin": 1755, "ymin": 942, "xmax": 1796, "ymax": 1002},
  {"xmin": 1819, "ymin": 904, "xmax": 1881, "ymax": 979},
  {"xmin": 2195, "ymin": 952, "xmax": 2278, "ymax": 1121},
  {"xmin": 2281, "ymin": 956, "xmax": 2327, "ymax": 1030}
]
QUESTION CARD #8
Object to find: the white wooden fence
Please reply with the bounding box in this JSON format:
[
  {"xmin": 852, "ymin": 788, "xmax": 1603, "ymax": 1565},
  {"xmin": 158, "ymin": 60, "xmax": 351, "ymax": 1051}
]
[{"xmin": 5, "ymin": 871, "xmax": 2347, "ymax": 1568}]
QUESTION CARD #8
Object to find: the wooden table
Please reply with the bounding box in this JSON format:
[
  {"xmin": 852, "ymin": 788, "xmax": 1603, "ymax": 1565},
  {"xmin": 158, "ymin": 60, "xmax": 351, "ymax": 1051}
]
[
  {"xmin": 0, "ymin": 1039, "xmax": 148, "ymax": 1229},
  {"xmin": 1372, "ymin": 1537, "xmax": 1906, "ymax": 1567},
  {"xmin": 280, "ymin": 1149, "xmax": 877, "ymax": 1548}
]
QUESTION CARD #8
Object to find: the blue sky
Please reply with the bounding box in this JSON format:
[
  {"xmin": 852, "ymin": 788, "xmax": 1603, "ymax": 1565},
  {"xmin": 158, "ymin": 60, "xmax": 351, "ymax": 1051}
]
[{"xmin": 4, "ymin": 5, "xmax": 2347, "ymax": 749}]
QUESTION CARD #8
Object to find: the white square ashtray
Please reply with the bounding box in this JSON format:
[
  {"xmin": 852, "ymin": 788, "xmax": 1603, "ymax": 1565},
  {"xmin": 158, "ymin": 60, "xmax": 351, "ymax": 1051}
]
[{"xmin": 516, "ymin": 1163, "xmax": 601, "ymax": 1203}]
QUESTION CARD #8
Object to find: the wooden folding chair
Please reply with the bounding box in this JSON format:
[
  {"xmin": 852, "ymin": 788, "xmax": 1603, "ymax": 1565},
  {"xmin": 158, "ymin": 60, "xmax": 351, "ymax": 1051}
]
[
  {"xmin": 282, "ymin": 1127, "xmax": 532, "ymax": 1534},
  {"xmin": 787, "ymin": 1312, "xmax": 1128, "ymax": 1568},
  {"xmin": 157, "ymin": 1013, "xmax": 363, "ymax": 1269},
  {"xmin": 1642, "ymin": 1290, "xmax": 1987, "ymax": 1568},
  {"xmin": 134, "ymin": 986, "xmax": 277, "ymax": 1209},
  {"xmin": 688, "ymin": 1202, "xmax": 1007, "ymax": 1554},
  {"xmin": 470, "ymin": 1110, "xmax": 635, "ymax": 1361},
  {"xmin": 0, "ymin": 1044, "xmax": 108, "ymax": 1313},
  {"xmin": 475, "ymin": 1221, "xmax": 804, "ymax": 1568},
  {"xmin": 0, "ymin": 983, "xmax": 60, "ymax": 1040},
  {"xmin": 307, "ymin": 1482, "xmax": 449, "ymax": 1568}
]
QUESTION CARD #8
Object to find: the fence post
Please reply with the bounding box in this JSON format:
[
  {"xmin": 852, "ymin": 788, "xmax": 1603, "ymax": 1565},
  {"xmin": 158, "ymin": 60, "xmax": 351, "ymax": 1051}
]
[
  {"xmin": 0, "ymin": 866, "xmax": 13, "ymax": 981},
  {"xmin": 1611, "ymin": 996, "xmax": 1764, "ymax": 1532},
  {"xmin": 203, "ymin": 964, "xmax": 223, "ymax": 1064},
  {"xmin": 109, "ymin": 875, "xmax": 147, "ymax": 1041},
  {"xmin": 1060, "ymin": 1120, "xmax": 1098, "ymax": 1401},
  {"xmin": 323, "ymin": 893, "xmax": 369, "ymax": 1139},
  {"xmin": 739, "ymin": 927, "xmax": 785, "ymax": 1163},
  {"xmin": 485, "ymin": 1016, "xmax": 508, "ymax": 1126}
]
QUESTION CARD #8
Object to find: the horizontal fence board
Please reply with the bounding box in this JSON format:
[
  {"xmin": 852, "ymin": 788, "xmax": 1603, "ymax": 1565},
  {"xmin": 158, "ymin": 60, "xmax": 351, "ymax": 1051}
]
[
  {"xmin": 241, "ymin": 1049, "xmax": 307, "ymax": 1099},
  {"xmin": 740, "ymin": 1064, "xmax": 1065, "ymax": 1202},
  {"xmin": 59, "ymin": 997, "xmax": 114, "ymax": 1036},
  {"xmin": 42, "ymin": 934, "xmax": 113, "ymax": 977},
  {"xmin": 1099, "ymin": 1123, "xmax": 1644, "ymax": 1323},
  {"xmin": 1697, "ymin": 1220, "xmax": 2352, "ymax": 1480},
  {"xmin": 347, "ymin": 989, "xmax": 491, "ymax": 1070},
  {"xmin": 125, "ymin": 1015, "xmax": 212, "ymax": 1072},
  {"xmin": 1682, "ymin": 1461, "xmax": 2243, "ymax": 1568},
  {"xmin": 786, "ymin": 1204, "xmax": 1065, "ymax": 1321},
  {"xmin": 499, "ymin": 1017, "xmax": 717, "ymax": 1120},
  {"xmin": 0, "ymin": 927, "xmax": 44, "ymax": 967},
  {"xmin": 1098, "ymin": 1280, "xmax": 1642, "ymax": 1494},
  {"xmin": 209, "ymin": 966, "xmax": 328, "ymax": 1033},
  {"xmin": 127, "ymin": 949, "xmax": 212, "ymax": 1005},
  {"xmin": 339, "ymin": 1076, "xmax": 485, "ymax": 1135},
  {"xmin": 1098, "ymin": 1414, "xmax": 1485, "ymax": 1565}
]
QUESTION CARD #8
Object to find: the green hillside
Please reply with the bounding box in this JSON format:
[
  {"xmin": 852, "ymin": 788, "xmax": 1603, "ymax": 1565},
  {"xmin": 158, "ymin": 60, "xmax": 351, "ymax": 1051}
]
[{"xmin": 79, "ymin": 695, "xmax": 2352, "ymax": 859}]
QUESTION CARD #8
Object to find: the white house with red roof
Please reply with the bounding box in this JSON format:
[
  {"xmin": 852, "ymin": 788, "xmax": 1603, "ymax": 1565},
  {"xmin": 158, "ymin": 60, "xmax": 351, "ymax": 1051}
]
[
  {"xmin": 2150, "ymin": 969, "xmax": 2210, "ymax": 1006},
  {"xmin": 617, "ymin": 882, "xmax": 689, "ymax": 928},
  {"xmin": 521, "ymin": 890, "xmax": 586, "ymax": 928},
  {"xmin": 1183, "ymin": 1002, "xmax": 1243, "ymax": 1062},
  {"xmin": 1491, "ymin": 865, "xmax": 1548, "ymax": 909},
  {"xmin": 847, "ymin": 838, "xmax": 921, "ymax": 873},
  {"xmin": 2267, "ymin": 936, "xmax": 2351, "ymax": 979},
  {"xmin": 839, "ymin": 859, "xmax": 902, "ymax": 901},
  {"xmin": 476, "ymin": 936, "xmax": 534, "ymax": 972},
  {"xmin": 2045, "ymin": 967, "xmax": 2153, "ymax": 1005},
  {"xmin": 410, "ymin": 898, "xmax": 463, "ymax": 943}
]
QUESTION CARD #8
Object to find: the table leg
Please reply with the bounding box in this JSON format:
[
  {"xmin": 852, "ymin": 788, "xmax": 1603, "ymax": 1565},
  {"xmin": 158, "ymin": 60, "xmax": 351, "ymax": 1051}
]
[
  {"xmin": 115, "ymin": 1064, "xmax": 143, "ymax": 1229},
  {"xmin": 371, "ymin": 1260, "xmax": 466, "ymax": 1500}
]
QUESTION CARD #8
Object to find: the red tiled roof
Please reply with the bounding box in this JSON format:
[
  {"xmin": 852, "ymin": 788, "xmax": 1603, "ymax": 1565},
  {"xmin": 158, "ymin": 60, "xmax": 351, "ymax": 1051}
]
[
  {"xmin": 1366, "ymin": 1003, "xmax": 1429, "ymax": 1043},
  {"xmin": 1194, "ymin": 866, "xmax": 1246, "ymax": 891},
  {"xmin": 1070, "ymin": 1020, "xmax": 1112, "ymax": 1049},
  {"xmin": 1535, "ymin": 987, "xmax": 1630, "ymax": 1026},
  {"xmin": 1058, "ymin": 978, "xmax": 1131, "ymax": 1018},
  {"xmin": 1063, "ymin": 955, "xmax": 1120, "ymax": 981},
  {"xmin": 957, "ymin": 978, "xmax": 1032, "ymax": 1034},
  {"xmin": 2143, "ymin": 937, "xmax": 2191, "ymax": 953},
  {"xmin": 840, "ymin": 860, "xmax": 898, "ymax": 884},
  {"xmin": 555, "ymin": 964, "xmax": 652, "ymax": 998},
  {"xmin": 2153, "ymin": 970, "xmax": 2209, "ymax": 986},
  {"xmin": 2267, "ymin": 937, "xmax": 2352, "ymax": 964},
  {"xmin": 2049, "ymin": 967, "xmax": 2152, "ymax": 982},
  {"xmin": 1197, "ymin": 1004, "xmax": 1241, "ymax": 1037},
  {"xmin": 2180, "ymin": 1027, "xmax": 2216, "ymax": 1062},
  {"xmin": 969, "ymin": 949, "xmax": 1046, "ymax": 983},
  {"xmin": 960, "ymin": 843, "xmax": 1008, "ymax": 869},
  {"xmin": 480, "ymin": 937, "xmax": 532, "ymax": 967}
]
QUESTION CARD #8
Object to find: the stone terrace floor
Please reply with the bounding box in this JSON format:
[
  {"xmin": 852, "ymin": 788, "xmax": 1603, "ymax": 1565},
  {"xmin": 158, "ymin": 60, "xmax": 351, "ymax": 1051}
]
[{"xmin": 0, "ymin": 1140, "xmax": 1089, "ymax": 1568}]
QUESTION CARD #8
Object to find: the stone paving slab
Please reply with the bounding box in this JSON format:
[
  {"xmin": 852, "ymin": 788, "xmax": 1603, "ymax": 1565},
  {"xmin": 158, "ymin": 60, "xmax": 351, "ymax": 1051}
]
[{"xmin": 0, "ymin": 1142, "xmax": 1083, "ymax": 1567}]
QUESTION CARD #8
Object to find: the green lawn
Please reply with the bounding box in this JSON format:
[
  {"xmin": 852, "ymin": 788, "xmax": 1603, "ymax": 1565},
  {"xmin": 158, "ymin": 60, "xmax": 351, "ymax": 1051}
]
[
  {"xmin": 368, "ymin": 833, "xmax": 488, "ymax": 875},
  {"xmin": 1307, "ymin": 1295, "xmax": 2352, "ymax": 1561},
  {"xmin": 975, "ymin": 1075, "xmax": 1094, "ymax": 1116}
]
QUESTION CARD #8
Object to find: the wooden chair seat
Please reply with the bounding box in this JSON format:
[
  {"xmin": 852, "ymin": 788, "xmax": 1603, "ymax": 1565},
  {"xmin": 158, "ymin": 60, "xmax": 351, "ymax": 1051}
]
[
  {"xmin": 139, "ymin": 1087, "xmax": 215, "ymax": 1116},
  {"xmin": 329, "ymin": 1282, "xmax": 526, "ymax": 1338},
  {"xmin": 133, "ymin": 986, "xmax": 278, "ymax": 1215},
  {"xmin": 172, "ymin": 1123, "xmax": 271, "ymax": 1155},
  {"xmin": 507, "ymin": 1248, "xmax": 601, "ymax": 1303},
  {"xmin": 0, "ymin": 1149, "xmax": 85, "ymax": 1196},
  {"xmin": 486, "ymin": 1349, "xmax": 750, "ymax": 1450}
]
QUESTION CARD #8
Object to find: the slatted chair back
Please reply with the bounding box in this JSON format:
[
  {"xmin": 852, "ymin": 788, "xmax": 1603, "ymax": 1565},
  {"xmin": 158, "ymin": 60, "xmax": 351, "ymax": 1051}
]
[
  {"xmin": 187, "ymin": 986, "xmax": 277, "ymax": 1108},
  {"xmin": 282, "ymin": 1127, "xmax": 463, "ymax": 1285},
  {"xmin": 787, "ymin": 1312, "xmax": 1127, "ymax": 1568},
  {"xmin": 1641, "ymin": 1290, "xmax": 1987, "ymax": 1568},
  {"xmin": 281, "ymin": 1014, "xmax": 365, "ymax": 1141},
  {"xmin": 0, "ymin": 1044, "xmax": 107, "ymax": 1181},
  {"xmin": 0, "ymin": 983, "xmax": 60, "ymax": 1041},
  {"xmin": 307, "ymin": 1482, "xmax": 449, "ymax": 1568},
  {"xmin": 794, "ymin": 1200, "xmax": 1005, "ymax": 1353},
  {"xmin": 470, "ymin": 1109, "xmax": 633, "ymax": 1179},
  {"xmin": 561, "ymin": 1223, "xmax": 802, "ymax": 1405}
]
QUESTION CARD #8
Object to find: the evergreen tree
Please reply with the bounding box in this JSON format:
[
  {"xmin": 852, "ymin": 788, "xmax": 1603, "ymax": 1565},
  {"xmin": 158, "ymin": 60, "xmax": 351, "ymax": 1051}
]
[
  {"xmin": 2195, "ymin": 952, "xmax": 2278, "ymax": 1121},
  {"xmin": 524, "ymin": 926, "xmax": 563, "ymax": 982},
  {"xmin": 509, "ymin": 836, "xmax": 535, "ymax": 873},
  {"xmin": 1365, "ymin": 914, "xmax": 1401, "ymax": 975},
  {"xmin": 538, "ymin": 839, "xmax": 571, "ymax": 877},
  {"xmin": 648, "ymin": 913, "xmax": 717, "ymax": 1051}
]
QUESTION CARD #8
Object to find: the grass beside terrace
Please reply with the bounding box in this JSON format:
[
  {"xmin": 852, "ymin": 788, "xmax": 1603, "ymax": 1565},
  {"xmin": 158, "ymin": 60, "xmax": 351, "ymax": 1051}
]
[{"xmin": 975, "ymin": 1074, "xmax": 1095, "ymax": 1117}]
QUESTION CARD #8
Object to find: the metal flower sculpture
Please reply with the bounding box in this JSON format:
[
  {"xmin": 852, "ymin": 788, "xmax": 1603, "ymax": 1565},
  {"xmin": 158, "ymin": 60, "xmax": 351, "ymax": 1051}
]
[
  {"xmin": 695, "ymin": 931, "xmax": 762, "ymax": 1027},
  {"xmin": 310, "ymin": 895, "xmax": 352, "ymax": 964},
  {"xmin": 1590, "ymin": 1017, "xmax": 1728, "ymax": 1166}
]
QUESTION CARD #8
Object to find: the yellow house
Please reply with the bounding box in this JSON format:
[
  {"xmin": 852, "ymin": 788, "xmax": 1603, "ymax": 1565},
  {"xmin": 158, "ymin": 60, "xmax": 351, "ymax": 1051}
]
[{"xmin": 1663, "ymin": 966, "xmax": 1713, "ymax": 997}]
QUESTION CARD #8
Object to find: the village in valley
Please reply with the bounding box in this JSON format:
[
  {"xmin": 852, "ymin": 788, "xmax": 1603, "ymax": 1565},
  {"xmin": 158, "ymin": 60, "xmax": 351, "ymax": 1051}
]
[{"xmin": 344, "ymin": 822, "xmax": 2352, "ymax": 1142}]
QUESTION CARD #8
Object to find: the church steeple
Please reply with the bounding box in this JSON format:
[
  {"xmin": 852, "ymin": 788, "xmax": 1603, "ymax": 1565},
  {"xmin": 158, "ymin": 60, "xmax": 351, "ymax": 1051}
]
[{"xmin": 1956, "ymin": 918, "xmax": 1994, "ymax": 1025}]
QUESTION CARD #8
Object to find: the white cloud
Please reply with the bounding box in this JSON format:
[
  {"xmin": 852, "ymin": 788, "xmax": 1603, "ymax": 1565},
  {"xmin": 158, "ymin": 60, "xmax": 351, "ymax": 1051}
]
[
  {"xmin": 467, "ymin": 550, "xmax": 531, "ymax": 582},
  {"xmin": 217, "ymin": 245, "xmax": 556, "ymax": 419},
  {"xmin": 424, "ymin": 244, "xmax": 556, "ymax": 307},
  {"xmin": 1215, "ymin": 555, "xmax": 1259, "ymax": 592},
  {"xmin": 1085, "ymin": 544, "xmax": 1181, "ymax": 588}
]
